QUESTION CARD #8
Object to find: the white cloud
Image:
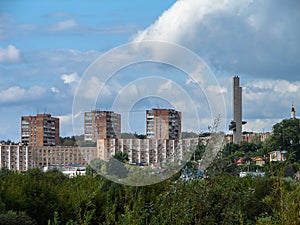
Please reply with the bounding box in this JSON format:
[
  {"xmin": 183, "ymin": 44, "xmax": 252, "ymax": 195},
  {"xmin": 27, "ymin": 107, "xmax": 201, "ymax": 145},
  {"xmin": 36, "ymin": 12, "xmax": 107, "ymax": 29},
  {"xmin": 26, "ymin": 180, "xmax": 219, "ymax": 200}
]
[
  {"xmin": 82, "ymin": 76, "xmax": 112, "ymax": 100},
  {"xmin": 244, "ymin": 118, "xmax": 282, "ymax": 133},
  {"xmin": 51, "ymin": 87, "xmax": 59, "ymax": 93},
  {"xmin": 0, "ymin": 45, "xmax": 20, "ymax": 63},
  {"xmin": 57, "ymin": 114, "xmax": 72, "ymax": 124},
  {"xmin": 245, "ymin": 80, "xmax": 300, "ymax": 95},
  {"xmin": 133, "ymin": 0, "xmax": 300, "ymax": 80},
  {"xmin": 240, "ymin": 79, "xmax": 300, "ymax": 123},
  {"xmin": 133, "ymin": 0, "xmax": 234, "ymax": 43},
  {"xmin": 60, "ymin": 72, "xmax": 80, "ymax": 84},
  {"xmin": 51, "ymin": 19, "xmax": 79, "ymax": 31},
  {"xmin": 206, "ymin": 85, "xmax": 227, "ymax": 95},
  {"xmin": 0, "ymin": 86, "xmax": 46, "ymax": 104}
]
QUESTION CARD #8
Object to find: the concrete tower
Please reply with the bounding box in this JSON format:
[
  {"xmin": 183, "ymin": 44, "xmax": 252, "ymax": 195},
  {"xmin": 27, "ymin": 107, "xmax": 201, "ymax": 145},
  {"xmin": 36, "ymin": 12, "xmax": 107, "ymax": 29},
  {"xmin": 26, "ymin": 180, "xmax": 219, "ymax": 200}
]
[
  {"xmin": 146, "ymin": 108, "xmax": 182, "ymax": 139},
  {"xmin": 229, "ymin": 76, "xmax": 246, "ymax": 144},
  {"xmin": 291, "ymin": 102, "xmax": 296, "ymax": 119}
]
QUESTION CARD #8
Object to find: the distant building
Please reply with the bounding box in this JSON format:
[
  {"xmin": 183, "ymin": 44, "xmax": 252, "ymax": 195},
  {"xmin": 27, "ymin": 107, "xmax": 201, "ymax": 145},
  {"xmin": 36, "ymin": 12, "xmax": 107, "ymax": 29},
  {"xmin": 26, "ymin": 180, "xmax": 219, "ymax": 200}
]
[
  {"xmin": 239, "ymin": 171, "xmax": 265, "ymax": 178},
  {"xmin": 225, "ymin": 132, "xmax": 271, "ymax": 143},
  {"xmin": 97, "ymin": 138, "xmax": 198, "ymax": 165},
  {"xmin": 253, "ymin": 156, "xmax": 267, "ymax": 167},
  {"xmin": 32, "ymin": 146, "xmax": 97, "ymax": 168},
  {"xmin": 84, "ymin": 110, "xmax": 121, "ymax": 142},
  {"xmin": 0, "ymin": 144, "xmax": 34, "ymax": 171},
  {"xmin": 291, "ymin": 103, "xmax": 296, "ymax": 119},
  {"xmin": 21, "ymin": 114, "xmax": 59, "ymax": 146},
  {"xmin": 0, "ymin": 144, "xmax": 97, "ymax": 172},
  {"xmin": 146, "ymin": 109, "xmax": 182, "ymax": 139},
  {"xmin": 270, "ymin": 150, "xmax": 287, "ymax": 162},
  {"xmin": 43, "ymin": 165, "xmax": 86, "ymax": 178}
]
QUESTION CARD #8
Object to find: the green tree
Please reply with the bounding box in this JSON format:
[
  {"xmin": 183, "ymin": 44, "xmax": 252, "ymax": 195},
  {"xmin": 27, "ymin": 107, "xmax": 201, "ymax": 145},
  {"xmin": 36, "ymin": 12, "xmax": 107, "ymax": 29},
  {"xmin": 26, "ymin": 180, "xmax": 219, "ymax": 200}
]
[
  {"xmin": 266, "ymin": 118, "xmax": 300, "ymax": 162},
  {"xmin": 106, "ymin": 152, "xmax": 129, "ymax": 179},
  {"xmin": 114, "ymin": 151, "xmax": 129, "ymax": 163},
  {"xmin": 0, "ymin": 211, "xmax": 37, "ymax": 225}
]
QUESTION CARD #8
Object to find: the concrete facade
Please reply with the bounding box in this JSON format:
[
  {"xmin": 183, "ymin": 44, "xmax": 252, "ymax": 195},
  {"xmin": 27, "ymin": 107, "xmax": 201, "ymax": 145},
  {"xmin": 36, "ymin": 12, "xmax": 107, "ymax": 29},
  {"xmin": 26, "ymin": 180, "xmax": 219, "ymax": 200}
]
[
  {"xmin": 229, "ymin": 76, "xmax": 246, "ymax": 144},
  {"xmin": 0, "ymin": 144, "xmax": 97, "ymax": 171},
  {"xmin": 21, "ymin": 114, "xmax": 59, "ymax": 146},
  {"xmin": 97, "ymin": 138, "xmax": 198, "ymax": 165},
  {"xmin": 0, "ymin": 144, "xmax": 34, "ymax": 171},
  {"xmin": 146, "ymin": 109, "xmax": 182, "ymax": 139},
  {"xmin": 225, "ymin": 132, "xmax": 271, "ymax": 143},
  {"xmin": 84, "ymin": 110, "xmax": 121, "ymax": 142},
  {"xmin": 32, "ymin": 146, "xmax": 97, "ymax": 168}
]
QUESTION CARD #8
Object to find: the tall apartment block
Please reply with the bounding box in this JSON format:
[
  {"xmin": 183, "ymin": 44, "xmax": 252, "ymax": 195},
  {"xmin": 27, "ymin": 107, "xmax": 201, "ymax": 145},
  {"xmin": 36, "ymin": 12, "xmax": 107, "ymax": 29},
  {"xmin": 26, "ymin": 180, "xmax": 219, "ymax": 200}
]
[
  {"xmin": 21, "ymin": 114, "xmax": 59, "ymax": 146},
  {"xmin": 229, "ymin": 76, "xmax": 246, "ymax": 144},
  {"xmin": 84, "ymin": 110, "xmax": 121, "ymax": 142},
  {"xmin": 146, "ymin": 109, "xmax": 182, "ymax": 139}
]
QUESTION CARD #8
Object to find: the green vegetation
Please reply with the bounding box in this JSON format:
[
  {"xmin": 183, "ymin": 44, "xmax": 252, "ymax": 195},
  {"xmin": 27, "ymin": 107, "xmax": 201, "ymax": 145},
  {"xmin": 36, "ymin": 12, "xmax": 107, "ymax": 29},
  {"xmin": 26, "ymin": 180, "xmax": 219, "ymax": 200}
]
[
  {"xmin": 264, "ymin": 118, "xmax": 300, "ymax": 162},
  {"xmin": 0, "ymin": 167, "xmax": 299, "ymax": 225},
  {"xmin": 1, "ymin": 119, "xmax": 300, "ymax": 224},
  {"xmin": 59, "ymin": 135, "xmax": 96, "ymax": 147}
]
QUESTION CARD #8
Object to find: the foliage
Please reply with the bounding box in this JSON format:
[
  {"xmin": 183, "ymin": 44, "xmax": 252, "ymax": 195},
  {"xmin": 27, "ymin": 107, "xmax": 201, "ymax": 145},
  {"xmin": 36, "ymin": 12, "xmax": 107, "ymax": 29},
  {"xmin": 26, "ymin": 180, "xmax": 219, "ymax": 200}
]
[
  {"xmin": 59, "ymin": 135, "xmax": 96, "ymax": 147},
  {"xmin": 113, "ymin": 151, "xmax": 129, "ymax": 163},
  {"xmin": 0, "ymin": 166, "xmax": 299, "ymax": 225},
  {"xmin": 0, "ymin": 140, "xmax": 18, "ymax": 145},
  {"xmin": 265, "ymin": 118, "xmax": 300, "ymax": 162},
  {"xmin": 0, "ymin": 211, "xmax": 37, "ymax": 225}
]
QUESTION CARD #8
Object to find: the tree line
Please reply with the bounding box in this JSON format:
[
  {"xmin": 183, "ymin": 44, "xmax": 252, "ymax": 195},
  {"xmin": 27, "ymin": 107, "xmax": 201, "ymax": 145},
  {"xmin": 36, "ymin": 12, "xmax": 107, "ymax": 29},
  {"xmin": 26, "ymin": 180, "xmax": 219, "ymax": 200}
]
[
  {"xmin": 0, "ymin": 118, "xmax": 299, "ymax": 224},
  {"xmin": 0, "ymin": 166, "xmax": 299, "ymax": 225}
]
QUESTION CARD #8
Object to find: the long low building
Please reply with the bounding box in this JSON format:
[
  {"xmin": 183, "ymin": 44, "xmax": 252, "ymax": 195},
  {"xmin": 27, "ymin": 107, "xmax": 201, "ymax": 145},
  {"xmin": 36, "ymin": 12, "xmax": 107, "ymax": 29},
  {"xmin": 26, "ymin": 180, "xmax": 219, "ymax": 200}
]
[
  {"xmin": 97, "ymin": 138, "xmax": 199, "ymax": 165},
  {"xmin": 0, "ymin": 144, "xmax": 34, "ymax": 171},
  {"xmin": 0, "ymin": 144, "xmax": 97, "ymax": 171},
  {"xmin": 32, "ymin": 146, "xmax": 98, "ymax": 168},
  {"xmin": 1, "ymin": 138, "xmax": 199, "ymax": 171}
]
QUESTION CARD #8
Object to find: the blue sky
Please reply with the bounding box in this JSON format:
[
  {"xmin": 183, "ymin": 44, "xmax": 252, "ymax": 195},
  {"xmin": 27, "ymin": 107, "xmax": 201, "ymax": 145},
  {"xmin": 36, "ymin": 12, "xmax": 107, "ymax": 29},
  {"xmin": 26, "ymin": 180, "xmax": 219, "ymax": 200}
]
[
  {"xmin": 1, "ymin": 0, "xmax": 300, "ymax": 141},
  {"xmin": 0, "ymin": 0, "xmax": 176, "ymax": 51}
]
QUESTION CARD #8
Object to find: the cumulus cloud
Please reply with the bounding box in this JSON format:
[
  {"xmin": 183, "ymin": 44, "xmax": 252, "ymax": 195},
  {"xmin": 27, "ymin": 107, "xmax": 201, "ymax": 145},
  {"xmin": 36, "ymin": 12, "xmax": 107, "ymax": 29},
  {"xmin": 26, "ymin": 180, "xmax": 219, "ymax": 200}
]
[
  {"xmin": 81, "ymin": 76, "xmax": 113, "ymax": 100},
  {"xmin": 0, "ymin": 45, "xmax": 20, "ymax": 63},
  {"xmin": 244, "ymin": 118, "xmax": 283, "ymax": 133},
  {"xmin": 133, "ymin": 0, "xmax": 300, "ymax": 80},
  {"xmin": 57, "ymin": 114, "xmax": 72, "ymax": 124},
  {"xmin": 51, "ymin": 87, "xmax": 59, "ymax": 93},
  {"xmin": 236, "ymin": 79, "xmax": 300, "ymax": 127},
  {"xmin": 61, "ymin": 72, "xmax": 80, "ymax": 84},
  {"xmin": 0, "ymin": 86, "xmax": 46, "ymax": 104}
]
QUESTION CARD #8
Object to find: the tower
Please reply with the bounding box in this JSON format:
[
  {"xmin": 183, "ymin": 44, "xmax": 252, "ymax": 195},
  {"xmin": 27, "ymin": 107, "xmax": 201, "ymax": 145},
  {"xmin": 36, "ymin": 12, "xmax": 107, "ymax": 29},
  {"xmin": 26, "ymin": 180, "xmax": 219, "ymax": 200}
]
[
  {"xmin": 84, "ymin": 110, "xmax": 121, "ymax": 142},
  {"xmin": 146, "ymin": 109, "xmax": 181, "ymax": 139},
  {"xmin": 21, "ymin": 114, "xmax": 59, "ymax": 146},
  {"xmin": 291, "ymin": 102, "xmax": 296, "ymax": 119},
  {"xmin": 229, "ymin": 76, "xmax": 246, "ymax": 144}
]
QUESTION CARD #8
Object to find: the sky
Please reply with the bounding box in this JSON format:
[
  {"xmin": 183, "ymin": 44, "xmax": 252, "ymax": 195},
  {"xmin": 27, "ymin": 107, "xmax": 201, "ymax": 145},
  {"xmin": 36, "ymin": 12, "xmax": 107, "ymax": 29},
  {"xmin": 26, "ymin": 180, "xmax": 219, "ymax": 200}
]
[{"xmin": 0, "ymin": 0, "xmax": 300, "ymax": 141}]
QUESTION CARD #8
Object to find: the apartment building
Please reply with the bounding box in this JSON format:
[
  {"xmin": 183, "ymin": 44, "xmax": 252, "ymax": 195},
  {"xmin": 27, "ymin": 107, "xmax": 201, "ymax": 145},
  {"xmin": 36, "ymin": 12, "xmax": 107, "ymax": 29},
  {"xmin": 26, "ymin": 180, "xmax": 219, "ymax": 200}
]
[
  {"xmin": 84, "ymin": 110, "xmax": 121, "ymax": 142},
  {"xmin": 0, "ymin": 144, "xmax": 34, "ymax": 171},
  {"xmin": 21, "ymin": 114, "xmax": 59, "ymax": 146},
  {"xmin": 0, "ymin": 143, "xmax": 97, "ymax": 171},
  {"xmin": 32, "ymin": 146, "xmax": 97, "ymax": 168},
  {"xmin": 146, "ymin": 109, "xmax": 182, "ymax": 139},
  {"xmin": 97, "ymin": 138, "xmax": 198, "ymax": 165},
  {"xmin": 225, "ymin": 132, "xmax": 271, "ymax": 143}
]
